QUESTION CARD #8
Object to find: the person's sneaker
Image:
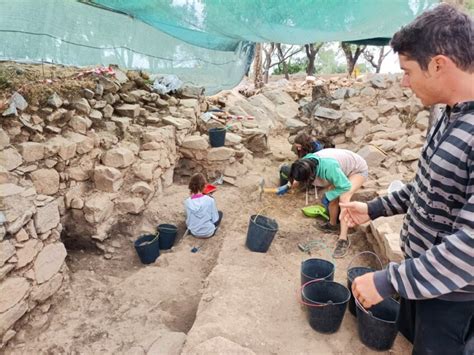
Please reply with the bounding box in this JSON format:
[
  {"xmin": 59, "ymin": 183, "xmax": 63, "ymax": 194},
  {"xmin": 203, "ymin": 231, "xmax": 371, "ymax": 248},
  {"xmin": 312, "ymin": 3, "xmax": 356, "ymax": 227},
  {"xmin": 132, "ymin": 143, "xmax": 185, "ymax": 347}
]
[
  {"xmin": 316, "ymin": 221, "xmax": 339, "ymax": 233},
  {"xmin": 332, "ymin": 239, "xmax": 351, "ymax": 258}
]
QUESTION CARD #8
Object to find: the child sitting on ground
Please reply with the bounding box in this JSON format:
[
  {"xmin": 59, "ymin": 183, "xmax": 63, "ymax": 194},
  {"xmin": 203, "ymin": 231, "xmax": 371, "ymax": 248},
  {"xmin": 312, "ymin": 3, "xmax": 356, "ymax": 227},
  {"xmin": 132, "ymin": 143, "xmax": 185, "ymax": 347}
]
[{"xmin": 185, "ymin": 173, "xmax": 223, "ymax": 238}]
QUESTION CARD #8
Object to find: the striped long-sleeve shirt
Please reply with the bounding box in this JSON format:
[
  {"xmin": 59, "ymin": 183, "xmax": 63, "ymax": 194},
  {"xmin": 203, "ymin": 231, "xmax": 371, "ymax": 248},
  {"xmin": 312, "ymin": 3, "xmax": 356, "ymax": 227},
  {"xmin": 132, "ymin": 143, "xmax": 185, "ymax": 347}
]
[{"xmin": 370, "ymin": 101, "xmax": 474, "ymax": 302}]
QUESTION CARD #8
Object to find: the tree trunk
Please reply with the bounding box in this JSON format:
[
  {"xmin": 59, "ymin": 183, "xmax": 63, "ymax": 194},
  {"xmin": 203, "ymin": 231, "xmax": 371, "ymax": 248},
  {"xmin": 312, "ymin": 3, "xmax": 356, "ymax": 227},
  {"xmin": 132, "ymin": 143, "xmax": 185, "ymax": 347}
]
[
  {"xmin": 276, "ymin": 43, "xmax": 289, "ymax": 80},
  {"xmin": 341, "ymin": 42, "xmax": 366, "ymax": 76},
  {"xmin": 262, "ymin": 43, "xmax": 275, "ymax": 83},
  {"xmin": 253, "ymin": 43, "xmax": 263, "ymax": 88},
  {"xmin": 305, "ymin": 43, "xmax": 323, "ymax": 76}
]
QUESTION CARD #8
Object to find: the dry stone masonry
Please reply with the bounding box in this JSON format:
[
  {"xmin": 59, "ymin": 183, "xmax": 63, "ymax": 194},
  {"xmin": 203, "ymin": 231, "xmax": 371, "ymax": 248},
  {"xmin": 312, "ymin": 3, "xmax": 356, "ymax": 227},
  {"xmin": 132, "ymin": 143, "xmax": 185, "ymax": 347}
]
[{"xmin": 0, "ymin": 66, "xmax": 430, "ymax": 347}]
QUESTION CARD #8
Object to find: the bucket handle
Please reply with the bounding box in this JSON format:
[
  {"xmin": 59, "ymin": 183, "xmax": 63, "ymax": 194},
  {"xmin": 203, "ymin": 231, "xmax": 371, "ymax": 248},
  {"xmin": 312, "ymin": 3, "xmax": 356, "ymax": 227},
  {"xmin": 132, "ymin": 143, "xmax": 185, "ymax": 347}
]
[
  {"xmin": 158, "ymin": 226, "xmax": 178, "ymax": 232},
  {"xmin": 297, "ymin": 279, "xmax": 332, "ymax": 308},
  {"xmin": 253, "ymin": 206, "xmax": 276, "ymax": 225},
  {"xmin": 354, "ymin": 294, "xmax": 370, "ymax": 315},
  {"xmin": 347, "ymin": 251, "xmax": 383, "ymax": 272},
  {"xmin": 138, "ymin": 233, "xmax": 159, "ymax": 246}
]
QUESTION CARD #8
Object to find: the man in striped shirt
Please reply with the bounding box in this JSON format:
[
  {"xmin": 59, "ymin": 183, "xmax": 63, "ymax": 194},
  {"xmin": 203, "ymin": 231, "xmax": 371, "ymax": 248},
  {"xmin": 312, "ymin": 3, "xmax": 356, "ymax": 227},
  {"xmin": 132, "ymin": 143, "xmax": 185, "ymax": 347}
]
[{"xmin": 340, "ymin": 4, "xmax": 473, "ymax": 354}]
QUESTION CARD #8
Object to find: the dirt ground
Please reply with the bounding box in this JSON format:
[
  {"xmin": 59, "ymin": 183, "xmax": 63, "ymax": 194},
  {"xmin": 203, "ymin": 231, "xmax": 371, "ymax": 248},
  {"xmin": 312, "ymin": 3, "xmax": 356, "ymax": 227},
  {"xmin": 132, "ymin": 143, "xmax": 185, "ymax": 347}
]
[{"xmin": 4, "ymin": 135, "xmax": 412, "ymax": 354}]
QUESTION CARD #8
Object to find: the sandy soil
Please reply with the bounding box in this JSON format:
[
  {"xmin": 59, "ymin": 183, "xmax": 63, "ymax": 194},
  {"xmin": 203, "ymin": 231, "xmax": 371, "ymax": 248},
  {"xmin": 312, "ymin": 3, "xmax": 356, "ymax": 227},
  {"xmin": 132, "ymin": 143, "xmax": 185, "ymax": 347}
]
[{"xmin": 4, "ymin": 135, "xmax": 411, "ymax": 354}]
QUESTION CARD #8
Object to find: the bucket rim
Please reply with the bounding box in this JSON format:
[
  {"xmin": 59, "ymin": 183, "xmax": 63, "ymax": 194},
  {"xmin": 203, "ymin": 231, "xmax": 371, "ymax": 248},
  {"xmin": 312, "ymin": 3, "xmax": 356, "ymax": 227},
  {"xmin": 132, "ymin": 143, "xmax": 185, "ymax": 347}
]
[
  {"xmin": 355, "ymin": 297, "xmax": 399, "ymax": 324},
  {"xmin": 135, "ymin": 233, "xmax": 159, "ymax": 247},
  {"xmin": 249, "ymin": 214, "xmax": 278, "ymax": 232},
  {"xmin": 301, "ymin": 258, "xmax": 335, "ymax": 279},
  {"xmin": 157, "ymin": 223, "xmax": 178, "ymax": 232},
  {"xmin": 208, "ymin": 127, "xmax": 226, "ymax": 132},
  {"xmin": 347, "ymin": 266, "xmax": 375, "ymax": 282},
  {"xmin": 301, "ymin": 279, "xmax": 351, "ymax": 307}
]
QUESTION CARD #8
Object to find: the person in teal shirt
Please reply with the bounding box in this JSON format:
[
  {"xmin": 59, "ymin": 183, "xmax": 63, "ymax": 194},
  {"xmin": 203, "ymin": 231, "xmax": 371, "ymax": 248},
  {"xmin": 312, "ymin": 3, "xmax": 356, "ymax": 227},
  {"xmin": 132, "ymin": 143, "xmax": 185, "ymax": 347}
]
[{"xmin": 289, "ymin": 148, "xmax": 368, "ymax": 258}]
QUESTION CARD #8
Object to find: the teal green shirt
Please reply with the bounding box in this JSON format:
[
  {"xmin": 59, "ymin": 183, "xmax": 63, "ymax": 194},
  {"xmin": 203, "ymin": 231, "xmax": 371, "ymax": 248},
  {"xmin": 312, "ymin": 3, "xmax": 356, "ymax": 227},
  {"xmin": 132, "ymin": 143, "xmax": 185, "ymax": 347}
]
[{"xmin": 304, "ymin": 153, "xmax": 352, "ymax": 201}]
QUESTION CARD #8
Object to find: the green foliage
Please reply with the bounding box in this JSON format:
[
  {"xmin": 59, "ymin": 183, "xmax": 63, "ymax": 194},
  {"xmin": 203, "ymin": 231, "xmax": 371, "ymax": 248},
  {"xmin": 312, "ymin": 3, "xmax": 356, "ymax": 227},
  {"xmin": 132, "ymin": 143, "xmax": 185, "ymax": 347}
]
[
  {"xmin": 314, "ymin": 46, "xmax": 346, "ymax": 74},
  {"xmin": 273, "ymin": 58, "xmax": 306, "ymax": 75}
]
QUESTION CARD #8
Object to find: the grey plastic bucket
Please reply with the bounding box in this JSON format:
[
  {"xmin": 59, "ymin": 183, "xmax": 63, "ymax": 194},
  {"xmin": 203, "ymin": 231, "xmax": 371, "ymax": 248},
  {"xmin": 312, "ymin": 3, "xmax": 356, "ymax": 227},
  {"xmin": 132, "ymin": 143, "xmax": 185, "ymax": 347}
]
[
  {"xmin": 245, "ymin": 215, "xmax": 278, "ymax": 253},
  {"xmin": 356, "ymin": 297, "xmax": 400, "ymax": 351},
  {"xmin": 301, "ymin": 258, "xmax": 335, "ymax": 286},
  {"xmin": 347, "ymin": 251, "xmax": 382, "ymax": 316},
  {"xmin": 301, "ymin": 280, "xmax": 350, "ymax": 334}
]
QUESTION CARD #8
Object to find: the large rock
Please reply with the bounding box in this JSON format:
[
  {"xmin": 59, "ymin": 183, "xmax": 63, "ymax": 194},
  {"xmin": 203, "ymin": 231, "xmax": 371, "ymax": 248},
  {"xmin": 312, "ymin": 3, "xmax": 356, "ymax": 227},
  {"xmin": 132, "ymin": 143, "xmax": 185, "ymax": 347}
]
[
  {"xmin": 225, "ymin": 132, "xmax": 242, "ymax": 146},
  {"xmin": 17, "ymin": 142, "xmax": 44, "ymax": 162},
  {"xmin": 0, "ymin": 277, "xmax": 29, "ymax": 313},
  {"xmin": 45, "ymin": 137, "xmax": 77, "ymax": 160},
  {"xmin": 30, "ymin": 169, "xmax": 60, "ymax": 195},
  {"xmin": 0, "ymin": 148, "xmax": 22, "ymax": 171},
  {"xmin": 116, "ymin": 197, "xmax": 145, "ymax": 215},
  {"xmin": 132, "ymin": 162, "xmax": 158, "ymax": 182},
  {"xmin": 415, "ymin": 111, "xmax": 429, "ymax": 131},
  {"xmin": 0, "ymin": 301, "xmax": 27, "ymax": 335},
  {"xmin": 401, "ymin": 148, "xmax": 421, "ymax": 161},
  {"xmin": 0, "ymin": 129, "xmax": 9, "ymax": 150},
  {"xmin": 94, "ymin": 166, "xmax": 123, "ymax": 192},
  {"xmin": 285, "ymin": 118, "xmax": 306, "ymax": 134},
  {"xmin": 181, "ymin": 136, "xmax": 208, "ymax": 150},
  {"xmin": 84, "ymin": 194, "xmax": 114, "ymax": 224},
  {"xmin": 357, "ymin": 145, "xmax": 387, "ymax": 168},
  {"xmin": 16, "ymin": 239, "xmax": 43, "ymax": 269},
  {"xmin": 34, "ymin": 200, "xmax": 60, "ymax": 234},
  {"xmin": 102, "ymin": 147, "xmax": 135, "ymax": 168},
  {"xmin": 162, "ymin": 116, "xmax": 192, "ymax": 130},
  {"xmin": 69, "ymin": 115, "xmax": 92, "ymax": 134},
  {"xmin": 0, "ymin": 241, "xmax": 15, "ymax": 268},
  {"xmin": 370, "ymin": 214, "xmax": 404, "ymax": 262},
  {"xmin": 73, "ymin": 98, "xmax": 91, "ymax": 115},
  {"xmin": 207, "ymin": 147, "xmax": 235, "ymax": 161},
  {"xmin": 34, "ymin": 242, "xmax": 67, "ymax": 284},
  {"xmin": 30, "ymin": 273, "xmax": 63, "ymax": 303},
  {"xmin": 47, "ymin": 92, "xmax": 63, "ymax": 108},
  {"xmin": 147, "ymin": 331, "xmax": 186, "ymax": 355},
  {"xmin": 65, "ymin": 132, "xmax": 94, "ymax": 155},
  {"xmin": 314, "ymin": 106, "xmax": 342, "ymax": 120},
  {"xmin": 116, "ymin": 104, "xmax": 140, "ymax": 118}
]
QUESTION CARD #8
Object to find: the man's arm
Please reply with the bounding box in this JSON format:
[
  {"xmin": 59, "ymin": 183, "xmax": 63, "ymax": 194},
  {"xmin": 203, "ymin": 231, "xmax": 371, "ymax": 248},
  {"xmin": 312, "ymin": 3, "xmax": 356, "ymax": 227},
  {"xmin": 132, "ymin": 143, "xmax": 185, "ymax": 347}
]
[{"xmin": 367, "ymin": 182, "xmax": 415, "ymax": 219}]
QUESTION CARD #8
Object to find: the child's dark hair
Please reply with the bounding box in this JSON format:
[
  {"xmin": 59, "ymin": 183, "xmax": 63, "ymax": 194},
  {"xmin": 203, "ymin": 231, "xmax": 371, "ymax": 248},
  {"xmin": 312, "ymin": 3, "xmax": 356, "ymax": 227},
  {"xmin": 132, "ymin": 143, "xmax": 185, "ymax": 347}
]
[
  {"xmin": 294, "ymin": 132, "xmax": 315, "ymax": 158},
  {"xmin": 189, "ymin": 173, "xmax": 206, "ymax": 194},
  {"xmin": 289, "ymin": 158, "xmax": 318, "ymax": 184}
]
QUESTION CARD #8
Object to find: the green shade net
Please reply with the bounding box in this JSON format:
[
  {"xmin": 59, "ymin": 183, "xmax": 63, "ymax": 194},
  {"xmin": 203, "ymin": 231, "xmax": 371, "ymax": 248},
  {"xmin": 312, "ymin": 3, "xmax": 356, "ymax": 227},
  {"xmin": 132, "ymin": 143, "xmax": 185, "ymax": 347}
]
[{"xmin": 0, "ymin": 0, "xmax": 437, "ymax": 94}]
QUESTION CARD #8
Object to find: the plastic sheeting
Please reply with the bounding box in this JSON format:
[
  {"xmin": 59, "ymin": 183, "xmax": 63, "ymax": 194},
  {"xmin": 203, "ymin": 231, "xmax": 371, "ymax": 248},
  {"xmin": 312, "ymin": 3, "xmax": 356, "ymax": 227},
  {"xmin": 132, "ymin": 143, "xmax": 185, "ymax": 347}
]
[
  {"xmin": 88, "ymin": 0, "xmax": 437, "ymax": 49},
  {"xmin": 0, "ymin": 0, "xmax": 254, "ymax": 94},
  {"xmin": 0, "ymin": 0, "xmax": 437, "ymax": 94}
]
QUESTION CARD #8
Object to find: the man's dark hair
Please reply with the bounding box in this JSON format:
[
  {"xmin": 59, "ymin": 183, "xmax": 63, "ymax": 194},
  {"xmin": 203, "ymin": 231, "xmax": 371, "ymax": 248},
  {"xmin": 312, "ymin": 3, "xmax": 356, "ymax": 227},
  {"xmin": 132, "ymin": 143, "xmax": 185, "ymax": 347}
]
[
  {"xmin": 189, "ymin": 173, "xmax": 206, "ymax": 194},
  {"xmin": 391, "ymin": 4, "xmax": 473, "ymax": 72},
  {"xmin": 293, "ymin": 132, "xmax": 315, "ymax": 158},
  {"xmin": 289, "ymin": 158, "xmax": 318, "ymax": 184}
]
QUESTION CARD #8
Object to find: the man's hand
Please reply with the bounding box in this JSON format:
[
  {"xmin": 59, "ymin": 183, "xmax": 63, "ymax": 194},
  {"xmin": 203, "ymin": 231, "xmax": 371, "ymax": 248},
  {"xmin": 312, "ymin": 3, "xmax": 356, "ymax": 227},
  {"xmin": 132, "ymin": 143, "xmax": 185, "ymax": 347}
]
[
  {"xmin": 339, "ymin": 201, "xmax": 370, "ymax": 227},
  {"xmin": 352, "ymin": 272, "xmax": 383, "ymax": 308}
]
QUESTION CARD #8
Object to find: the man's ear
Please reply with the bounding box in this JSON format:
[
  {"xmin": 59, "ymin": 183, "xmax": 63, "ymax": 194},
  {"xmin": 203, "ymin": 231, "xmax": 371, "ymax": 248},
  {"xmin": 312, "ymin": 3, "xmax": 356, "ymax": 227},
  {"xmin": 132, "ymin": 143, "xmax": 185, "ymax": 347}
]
[{"xmin": 430, "ymin": 55, "xmax": 450, "ymax": 73}]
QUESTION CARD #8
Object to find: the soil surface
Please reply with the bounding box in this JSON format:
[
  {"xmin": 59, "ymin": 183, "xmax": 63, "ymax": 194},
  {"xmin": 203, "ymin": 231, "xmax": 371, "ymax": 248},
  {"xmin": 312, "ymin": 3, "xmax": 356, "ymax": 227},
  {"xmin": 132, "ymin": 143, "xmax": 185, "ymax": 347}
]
[{"xmin": 5, "ymin": 135, "xmax": 411, "ymax": 354}]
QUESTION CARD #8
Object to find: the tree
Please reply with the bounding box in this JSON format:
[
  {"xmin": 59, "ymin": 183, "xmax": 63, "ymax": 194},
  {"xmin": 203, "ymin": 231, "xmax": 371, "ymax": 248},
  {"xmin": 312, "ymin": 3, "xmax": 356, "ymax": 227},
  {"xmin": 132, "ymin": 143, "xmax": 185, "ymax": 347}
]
[
  {"xmin": 315, "ymin": 44, "xmax": 346, "ymax": 74},
  {"xmin": 304, "ymin": 42, "xmax": 324, "ymax": 75},
  {"xmin": 262, "ymin": 43, "xmax": 275, "ymax": 83},
  {"xmin": 253, "ymin": 43, "xmax": 264, "ymax": 88},
  {"xmin": 340, "ymin": 42, "xmax": 366, "ymax": 76},
  {"xmin": 363, "ymin": 46, "xmax": 391, "ymax": 73},
  {"xmin": 274, "ymin": 43, "xmax": 303, "ymax": 79}
]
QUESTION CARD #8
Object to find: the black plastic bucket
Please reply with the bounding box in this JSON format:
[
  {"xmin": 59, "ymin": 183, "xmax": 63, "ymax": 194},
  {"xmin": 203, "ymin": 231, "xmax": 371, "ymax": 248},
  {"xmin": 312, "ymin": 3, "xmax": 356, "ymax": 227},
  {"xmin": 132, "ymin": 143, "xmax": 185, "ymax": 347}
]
[
  {"xmin": 356, "ymin": 297, "xmax": 400, "ymax": 351},
  {"xmin": 301, "ymin": 280, "xmax": 350, "ymax": 334},
  {"xmin": 245, "ymin": 215, "xmax": 278, "ymax": 253},
  {"xmin": 157, "ymin": 224, "xmax": 178, "ymax": 250},
  {"xmin": 347, "ymin": 251, "xmax": 383, "ymax": 316},
  {"xmin": 134, "ymin": 234, "xmax": 160, "ymax": 264},
  {"xmin": 301, "ymin": 258, "xmax": 335, "ymax": 286},
  {"xmin": 208, "ymin": 128, "xmax": 226, "ymax": 148}
]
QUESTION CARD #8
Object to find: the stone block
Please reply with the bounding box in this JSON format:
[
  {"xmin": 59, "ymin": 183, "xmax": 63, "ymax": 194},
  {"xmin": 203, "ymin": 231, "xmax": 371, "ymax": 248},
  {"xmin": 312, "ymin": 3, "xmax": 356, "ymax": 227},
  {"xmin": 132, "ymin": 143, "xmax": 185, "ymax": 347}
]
[
  {"xmin": 102, "ymin": 147, "xmax": 135, "ymax": 168},
  {"xmin": 30, "ymin": 273, "xmax": 63, "ymax": 303},
  {"xmin": 34, "ymin": 242, "xmax": 67, "ymax": 284},
  {"xmin": 116, "ymin": 197, "xmax": 145, "ymax": 214},
  {"xmin": 207, "ymin": 147, "xmax": 235, "ymax": 161},
  {"xmin": 181, "ymin": 136, "xmax": 208, "ymax": 150},
  {"xmin": 94, "ymin": 166, "xmax": 123, "ymax": 192},
  {"xmin": 116, "ymin": 104, "xmax": 140, "ymax": 118},
  {"xmin": 16, "ymin": 239, "xmax": 43, "ymax": 269},
  {"xmin": 357, "ymin": 145, "xmax": 387, "ymax": 168},
  {"xmin": 34, "ymin": 200, "xmax": 60, "ymax": 234},
  {"xmin": 84, "ymin": 194, "xmax": 114, "ymax": 224},
  {"xmin": 30, "ymin": 169, "xmax": 60, "ymax": 195},
  {"xmin": 0, "ymin": 148, "xmax": 22, "ymax": 171}
]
